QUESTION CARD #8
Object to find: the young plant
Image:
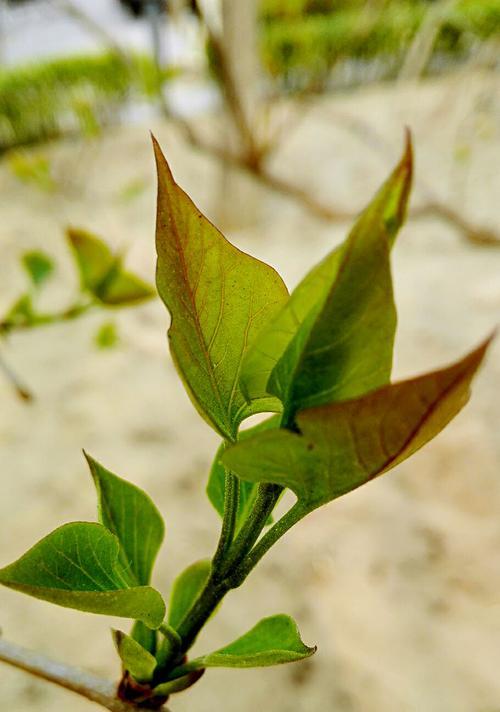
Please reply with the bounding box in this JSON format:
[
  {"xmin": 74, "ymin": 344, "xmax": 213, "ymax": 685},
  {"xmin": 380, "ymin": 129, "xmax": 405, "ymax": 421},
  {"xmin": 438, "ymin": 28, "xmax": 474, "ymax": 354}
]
[
  {"xmin": 0, "ymin": 133, "xmax": 492, "ymax": 711},
  {"xmin": 0, "ymin": 227, "xmax": 154, "ymax": 398}
]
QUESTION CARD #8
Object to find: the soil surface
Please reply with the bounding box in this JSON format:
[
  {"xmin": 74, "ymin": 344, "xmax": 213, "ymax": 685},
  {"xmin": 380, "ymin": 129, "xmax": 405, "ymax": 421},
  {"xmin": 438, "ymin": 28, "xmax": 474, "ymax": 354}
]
[{"xmin": 0, "ymin": 74, "xmax": 499, "ymax": 712}]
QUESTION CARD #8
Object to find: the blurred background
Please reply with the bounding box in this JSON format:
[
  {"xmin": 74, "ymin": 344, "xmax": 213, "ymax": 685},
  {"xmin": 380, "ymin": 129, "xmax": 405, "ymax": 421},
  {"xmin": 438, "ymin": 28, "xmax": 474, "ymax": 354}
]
[{"xmin": 0, "ymin": 1, "xmax": 499, "ymax": 710}]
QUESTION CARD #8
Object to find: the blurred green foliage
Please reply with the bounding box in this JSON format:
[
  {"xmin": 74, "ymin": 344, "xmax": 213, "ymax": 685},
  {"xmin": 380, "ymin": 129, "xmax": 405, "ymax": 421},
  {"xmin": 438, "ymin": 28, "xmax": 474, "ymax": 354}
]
[
  {"xmin": 259, "ymin": 0, "xmax": 500, "ymax": 90},
  {"xmin": 0, "ymin": 52, "xmax": 173, "ymax": 151}
]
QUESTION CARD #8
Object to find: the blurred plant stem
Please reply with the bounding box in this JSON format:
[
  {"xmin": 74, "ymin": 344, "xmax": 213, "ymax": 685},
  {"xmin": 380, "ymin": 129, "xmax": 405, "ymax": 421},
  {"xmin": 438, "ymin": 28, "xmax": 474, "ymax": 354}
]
[{"xmin": 0, "ymin": 637, "xmax": 170, "ymax": 711}]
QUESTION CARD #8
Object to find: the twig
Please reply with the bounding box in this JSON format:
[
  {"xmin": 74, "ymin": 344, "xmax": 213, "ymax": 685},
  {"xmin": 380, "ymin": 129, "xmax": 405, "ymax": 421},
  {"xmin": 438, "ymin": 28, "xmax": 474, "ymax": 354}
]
[{"xmin": 0, "ymin": 637, "xmax": 171, "ymax": 711}]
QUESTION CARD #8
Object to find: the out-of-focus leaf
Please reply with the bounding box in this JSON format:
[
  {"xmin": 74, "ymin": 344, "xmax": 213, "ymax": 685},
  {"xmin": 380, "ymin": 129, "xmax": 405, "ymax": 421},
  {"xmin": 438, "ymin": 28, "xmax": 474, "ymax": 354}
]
[
  {"xmin": 183, "ymin": 615, "xmax": 315, "ymax": 669},
  {"xmin": 85, "ymin": 453, "xmax": 165, "ymax": 586},
  {"xmin": 0, "ymin": 522, "xmax": 165, "ymax": 627},
  {"xmin": 113, "ymin": 629, "xmax": 157, "ymax": 682},
  {"xmin": 223, "ymin": 338, "xmax": 491, "ymax": 510},
  {"xmin": 98, "ymin": 270, "xmax": 155, "ymax": 306},
  {"xmin": 66, "ymin": 227, "xmax": 154, "ymax": 306},
  {"xmin": 153, "ymin": 137, "xmax": 289, "ymax": 440},
  {"xmin": 167, "ymin": 560, "xmax": 211, "ymax": 630},
  {"xmin": 242, "ymin": 135, "xmax": 412, "ymax": 421},
  {"xmin": 95, "ymin": 321, "xmax": 119, "ymax": 349},
  {"xmin": 66, "ymin": 227, "xmax": 115, "ymax": 293},
  {"xmin": 22, "ymin": 251, "xmax": 54, "ymax": 287}
]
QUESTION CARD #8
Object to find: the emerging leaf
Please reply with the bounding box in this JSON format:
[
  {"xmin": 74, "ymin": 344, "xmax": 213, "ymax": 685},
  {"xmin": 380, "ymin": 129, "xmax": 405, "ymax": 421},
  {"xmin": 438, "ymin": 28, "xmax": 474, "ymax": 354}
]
[
  {"xmin": 242, "ymin": 134, "xmax": 412, "ymax": 421},
  {"xmin": 113, "ymin": 629, "xmax": 157, "ymax": 682},
  {"xmin": 207, "ymin": 415, "xmax": 280, "ymax": 530},
  {"xmin": 130, "ymin": 620, "xmax": 157, "ymax": 655},
  {"xmin": 223, "ymin": 338, "xmax": 491, "ymax": 511},
  {"xmin": 153, "ymin": 669, "xmax": 205, "ymax": 696},
  {"xmin": 95, "ymin": 321, "xmax": 119, "ymax": 349},
  {"xmin": 153, "ymin": 137, "xmax": 289, "ymax": 440},
  {"xmin": 85, "ymin": 453, "xmax": 165, "ymax": 586},
  {"xmin": 0, "ymin": 522, "xmax": 166, "ymax": 627},
  {"xmin": 22, "ymin": 250, "xmax": 54, "ymax": 287},
  {"xmin": 184, "ymin": 614, "xmax": 315, "ymax": 669},
  {"xmin": 167, "ymin": 560, "xmax": 211, "ymax": 630}
]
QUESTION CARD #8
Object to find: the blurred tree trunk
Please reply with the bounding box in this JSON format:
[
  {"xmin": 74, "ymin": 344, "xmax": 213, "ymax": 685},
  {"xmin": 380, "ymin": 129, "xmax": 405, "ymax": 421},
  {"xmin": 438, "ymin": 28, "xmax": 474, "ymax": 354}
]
[{"xmin": 215, "ymin": 0, "xmax": 261, "ymax": 229}]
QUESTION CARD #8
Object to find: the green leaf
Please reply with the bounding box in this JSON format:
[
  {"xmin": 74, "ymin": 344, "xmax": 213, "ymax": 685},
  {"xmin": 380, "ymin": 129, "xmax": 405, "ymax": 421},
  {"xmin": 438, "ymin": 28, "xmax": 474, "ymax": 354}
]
[
  {"xmin": 67, "ymin": 227, "xmax": 115, "ymax": 293},
  {"xmin": 2, "ymin": 294, "xmax": 36, "ymax": 329},
  {"xmin": 0, "ymin": 522, "xmax": 166, "ymax": 627},
  {"xmin": 85, "ymin": 453, "xmax": 165, "ymax": 586},
  {"xmin": 112, "ymin": 629, "xmax": 157, "ymax": 682},
  {"xmin": 95, "ymin": 321, "xmax": 119, "ymax": 349},
  {"xmin": 153, "ymin": 137, "xmax": 289, "ymax": 440},
  {"xmin": 187, "ymin": 614, "xmax": 315, "ymax": 669},
  {"xmin": 242, "ymin": 134, "xmax": 412, "ymax": 420},
  {"xmin": 153, "ymin": 669, "xmax": 205, "ymax": 696},
  {"xmin": 207, "ymin": 415, "xmax": 280, "ymax": 530},
  {"xmin": 22, "ymin": 251, "xmax": 54, "ymax": 287},
  {"xmin": 130, "ymin": 621, "xmax": 157, "ymax": 655},
  {"xmin": 223, "ymin": 338, "xmax": 491, "ymax": 511},
  {"xmin": 167, "ymin": 560, "xmax": 211, "ymax": 630},
  {"xmin": 97, "ymin": 270, "xmax": 155, "ymax": 306},
  {"xmin": 66, "ymin": 227, "xmax": 154, "ymax": 306}
]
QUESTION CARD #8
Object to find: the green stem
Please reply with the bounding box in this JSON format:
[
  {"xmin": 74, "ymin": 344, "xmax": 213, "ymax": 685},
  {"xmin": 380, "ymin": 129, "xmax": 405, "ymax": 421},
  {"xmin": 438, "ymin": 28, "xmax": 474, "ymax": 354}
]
[
  {"xmin": 0, "ymin": 301, "xmax": 95, "ymax": 335},
  {"xmin": 231, "ymin": 501, "xmax": 307, "ymax": 584},
  {"xmin": 211, "ymin": 468, "xmax": 239, "ymax": 571},
  {"xmin": 219, "ymin": 482, "xmax": 283, "ymax": 579},
  {"xmin": 156, "ymin": 625, "xmax": 182, "ymax": 668}
]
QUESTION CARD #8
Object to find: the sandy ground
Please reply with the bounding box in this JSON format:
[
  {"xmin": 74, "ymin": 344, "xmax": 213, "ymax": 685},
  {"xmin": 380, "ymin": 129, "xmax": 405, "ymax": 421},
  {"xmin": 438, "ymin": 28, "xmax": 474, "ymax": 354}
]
[{"xmin": 0, "ymin": 74, "xmax": 499, "ymax": 712}]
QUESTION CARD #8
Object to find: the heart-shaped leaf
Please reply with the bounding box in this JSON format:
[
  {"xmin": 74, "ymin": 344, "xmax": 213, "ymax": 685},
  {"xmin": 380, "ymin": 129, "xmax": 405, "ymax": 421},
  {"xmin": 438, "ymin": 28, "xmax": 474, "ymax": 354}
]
[
  {"xmin": 223, "ymin": 338, "xmax": 490, "ymax": 510},
  {"xmin": 180, "ymin": 614, "xmax": 315, "ymax": 669},
  {"xmin": 113, "ymin": 629, "xmax": 157, "ymax": 682},
  {"xmin": 207, "ymin": 415, "xmax": 280, "ymax": 530},
  {"xmin": 167, "ymin": 560, "xmax": 211, "ymax": 630},
  {"xmin": 241, "ymin": 134, "xmax": 412, "ymax": 420},
  {"xmin": 153, "ymin": 137, "xmax": 289, "ymax": 440},
  {"xmin": 0, "ymin": 522, "xmax": 165, "ymax": 627},
  {"xmin": 86, "ymin": 453, "xmax": 165, "ymax": 586}
]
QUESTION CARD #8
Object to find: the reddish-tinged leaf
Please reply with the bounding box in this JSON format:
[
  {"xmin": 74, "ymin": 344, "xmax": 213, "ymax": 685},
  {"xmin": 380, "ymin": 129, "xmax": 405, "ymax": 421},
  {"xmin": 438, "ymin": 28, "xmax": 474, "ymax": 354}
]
[
  {"xmin": 241, "ymin": 133, "xmax": 413, "ymax": 419},
  {"xmin": 153, "ymin": 137, "xmax": 289, "ymax": 440},
  {"xmin": 223, "ymin": 337, "xmax": 491, "ymax": 510}
]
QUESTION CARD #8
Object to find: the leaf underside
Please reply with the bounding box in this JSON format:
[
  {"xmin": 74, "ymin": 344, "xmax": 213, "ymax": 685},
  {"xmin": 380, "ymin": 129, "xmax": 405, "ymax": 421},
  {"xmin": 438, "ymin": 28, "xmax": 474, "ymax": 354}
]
[
  {"xmin": 113, "ymin": 629, "xmax": 157, "ymax": 682},
  {"xmin": 223, "ymin": 338, "xmax": 491, "ymax": 511},
  {"xmin": 0, "ymin": 522, "xmax": 165, "ymax": 628}
]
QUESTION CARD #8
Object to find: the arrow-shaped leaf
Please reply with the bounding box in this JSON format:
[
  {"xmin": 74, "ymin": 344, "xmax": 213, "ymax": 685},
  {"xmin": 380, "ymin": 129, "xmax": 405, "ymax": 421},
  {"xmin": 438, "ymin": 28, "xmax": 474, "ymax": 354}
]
[
  {"xmin": 153, "ymin": 138, "xmax": 289, "ymax": 440},
  {"xmin": 177, "ymin": 614, "xmax": 315, "ymax": 670},
  {"xmin": 241, "ymin": 134, "xmax": 412, "ymax": 419},
  {"xmin": 223, "ymin": 338, "xmax": 491, "ymax": 510},
  {"xmin": 86, "ymin": 453, "xmax": 165, "ymax": 586},
  {"xmin": 0, "ymin": 522, "xmax": 165, "ymax": 628}
]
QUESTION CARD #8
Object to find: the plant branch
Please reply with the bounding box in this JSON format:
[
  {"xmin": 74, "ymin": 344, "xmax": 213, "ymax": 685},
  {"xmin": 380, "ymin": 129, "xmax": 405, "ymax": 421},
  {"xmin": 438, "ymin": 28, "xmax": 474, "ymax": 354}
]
[
  {"xmin": 169, "ymin": 116, "xmax": 500, "ymax": 245},
  {"xmin": 0, "ymin": 637, "xmax": 170, "ymax": 712},
  {"xmin": 232, "ymin": 501, "xmax": 307, "ymax": 584},
  {"xmin": 212, "ymin": 468, "xmax": 239, "ymax": 570}
]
